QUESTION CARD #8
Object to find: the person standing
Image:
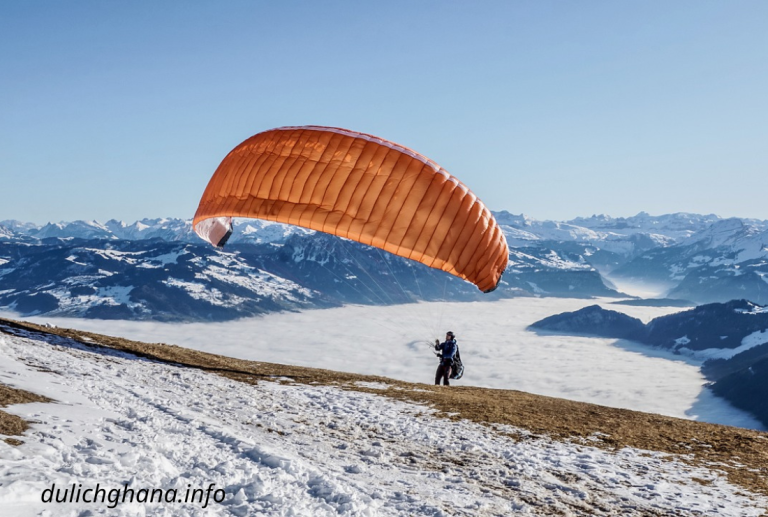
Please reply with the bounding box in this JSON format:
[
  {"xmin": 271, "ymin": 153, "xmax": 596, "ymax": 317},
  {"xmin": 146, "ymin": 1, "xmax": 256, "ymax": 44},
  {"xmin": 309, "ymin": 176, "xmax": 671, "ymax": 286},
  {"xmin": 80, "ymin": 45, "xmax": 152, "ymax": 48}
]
[{"xmin": 434, "ymin": 331, "xmax": 457, "ymax": 386}]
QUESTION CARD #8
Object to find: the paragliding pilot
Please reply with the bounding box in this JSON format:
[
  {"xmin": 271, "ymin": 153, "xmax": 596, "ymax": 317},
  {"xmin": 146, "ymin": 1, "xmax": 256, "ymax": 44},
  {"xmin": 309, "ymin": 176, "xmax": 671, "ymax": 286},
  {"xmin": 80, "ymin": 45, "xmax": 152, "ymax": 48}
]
[{"xmin": 434, "ymin": 331, "xmax": 458, "ymax": 386}]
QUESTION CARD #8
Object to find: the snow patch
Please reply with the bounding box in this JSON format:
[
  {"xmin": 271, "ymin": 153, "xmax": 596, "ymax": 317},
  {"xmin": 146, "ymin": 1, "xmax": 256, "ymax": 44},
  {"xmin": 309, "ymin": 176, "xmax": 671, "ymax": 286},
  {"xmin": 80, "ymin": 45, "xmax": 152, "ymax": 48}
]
[{"xmin": 148, "ymin": 250, "xmax": 187, "ymax": 265}]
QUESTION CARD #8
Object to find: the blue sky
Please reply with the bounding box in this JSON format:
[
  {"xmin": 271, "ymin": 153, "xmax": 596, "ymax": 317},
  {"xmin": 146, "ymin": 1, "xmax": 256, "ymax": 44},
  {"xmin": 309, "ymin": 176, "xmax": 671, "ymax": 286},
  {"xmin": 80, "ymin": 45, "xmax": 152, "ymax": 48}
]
[{"xmin": 2, "ymin": 1, "xmax": 766, "ymax": 224}]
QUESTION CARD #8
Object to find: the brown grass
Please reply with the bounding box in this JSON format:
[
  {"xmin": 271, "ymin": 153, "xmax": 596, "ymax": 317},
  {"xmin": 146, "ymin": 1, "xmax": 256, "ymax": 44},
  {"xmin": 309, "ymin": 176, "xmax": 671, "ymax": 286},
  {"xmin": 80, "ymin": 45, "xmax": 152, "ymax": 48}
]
[
  {"xmin": 1, "ymin": 316, "xmax": 767, "ymax": 498},
  {"xmin": 0, "ymin": 382, "xmax": 51, "ymax": 445}
]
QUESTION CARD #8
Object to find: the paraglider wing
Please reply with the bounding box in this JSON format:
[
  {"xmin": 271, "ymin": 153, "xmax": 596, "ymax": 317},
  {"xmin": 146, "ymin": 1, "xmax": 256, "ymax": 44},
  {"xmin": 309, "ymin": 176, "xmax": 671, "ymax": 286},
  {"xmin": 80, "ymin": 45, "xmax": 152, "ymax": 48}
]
[{"xmin": 193, "ymin": 126, "xmax": 508, "ymax": 292}]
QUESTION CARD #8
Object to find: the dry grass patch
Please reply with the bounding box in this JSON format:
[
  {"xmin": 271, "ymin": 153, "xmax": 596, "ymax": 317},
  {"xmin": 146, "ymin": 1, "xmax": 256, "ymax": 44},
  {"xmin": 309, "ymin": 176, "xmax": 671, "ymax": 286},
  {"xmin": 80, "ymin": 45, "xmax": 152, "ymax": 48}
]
[{"xmin": 0, "ymin": 383, "xmax": 51, "ymax": 444}]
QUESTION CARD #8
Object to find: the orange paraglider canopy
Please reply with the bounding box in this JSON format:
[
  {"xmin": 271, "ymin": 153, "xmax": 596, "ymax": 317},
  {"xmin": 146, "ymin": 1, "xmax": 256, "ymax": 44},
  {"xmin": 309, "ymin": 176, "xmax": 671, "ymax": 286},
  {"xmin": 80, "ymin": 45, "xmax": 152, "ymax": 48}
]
[{"xmin": 193, "ymin": 126, "xmax": 508, "ymax": 292}]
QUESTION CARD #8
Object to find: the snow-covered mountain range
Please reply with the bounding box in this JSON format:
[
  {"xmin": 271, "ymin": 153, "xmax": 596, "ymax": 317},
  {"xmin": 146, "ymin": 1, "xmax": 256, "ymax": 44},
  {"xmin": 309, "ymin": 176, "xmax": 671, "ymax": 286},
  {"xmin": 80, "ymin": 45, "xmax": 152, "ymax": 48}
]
[
  {"xmin": 1, "ymin": 211, "xmax": 767, "ymax": 321},
  {"xmin": 0, "ymin": 218, "xmax": 311, "ymax": 244}
]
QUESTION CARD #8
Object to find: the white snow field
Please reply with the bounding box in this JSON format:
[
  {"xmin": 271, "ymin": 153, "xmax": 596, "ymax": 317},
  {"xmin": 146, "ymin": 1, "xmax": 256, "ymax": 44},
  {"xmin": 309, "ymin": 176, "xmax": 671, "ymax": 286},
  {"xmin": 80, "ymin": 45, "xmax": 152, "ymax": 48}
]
[
  {"xmin": 1, "ymin": 324, "xmax": 767, "ymax": 516},
  {"xmin": 13, "ymin": 298, "xmax": 764, "ymax": 430}
]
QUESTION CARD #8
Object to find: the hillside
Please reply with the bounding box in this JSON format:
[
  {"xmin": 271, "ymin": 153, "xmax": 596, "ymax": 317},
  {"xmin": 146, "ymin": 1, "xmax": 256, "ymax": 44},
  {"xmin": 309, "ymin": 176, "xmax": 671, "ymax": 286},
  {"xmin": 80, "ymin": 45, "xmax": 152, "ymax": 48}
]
[{"xmin": 1, "ymin": 317, "xmax": 767, "ymax": 515}]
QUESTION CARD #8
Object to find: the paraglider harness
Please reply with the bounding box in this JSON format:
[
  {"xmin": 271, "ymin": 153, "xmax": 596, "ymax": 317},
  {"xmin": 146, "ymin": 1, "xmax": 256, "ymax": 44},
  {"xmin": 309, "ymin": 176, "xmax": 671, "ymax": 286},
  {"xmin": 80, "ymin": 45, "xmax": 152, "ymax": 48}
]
[
  {"xmin": 450, "ymin": 347, "xmax": 464, "ymax": 380},
  {"xmin": 434, "ymin": 338, "xmax": 464, "ymax": 380}
]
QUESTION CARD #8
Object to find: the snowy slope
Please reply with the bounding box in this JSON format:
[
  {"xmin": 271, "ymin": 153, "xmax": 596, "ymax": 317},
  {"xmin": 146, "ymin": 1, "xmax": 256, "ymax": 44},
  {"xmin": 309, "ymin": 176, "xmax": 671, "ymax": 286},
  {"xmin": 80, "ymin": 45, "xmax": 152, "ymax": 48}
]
[
  {"xmin": 568, "ymin": 212, "xmax": 725, "ymax": 241},
  {"xmin": 0, "ymin": 226, "xmax": 14, "ymax": 240},
  {"xmin": 613, "ymin": 218, "xmax": 768, "ymax": 304},
  {"xmin": 0, "ymin": 240, "xmax": 322, "ymax": 321},
  {"xmin": 496, "ymin": 211, "xmax": 717, "ymax": 254},
  {"xmin": 678, "ymin": 218, "xmax": 768, "ymax": 263},
  {"xmin": 1, "ymin": 324, "xmax": 767, "ymax": 516},
  {"xmin": 33, "ymin": 220, "xmax": 116, "ymax": 240}
]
